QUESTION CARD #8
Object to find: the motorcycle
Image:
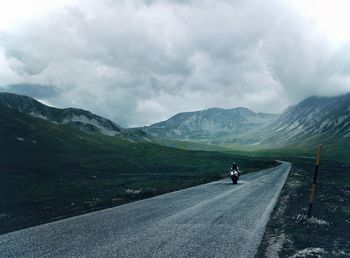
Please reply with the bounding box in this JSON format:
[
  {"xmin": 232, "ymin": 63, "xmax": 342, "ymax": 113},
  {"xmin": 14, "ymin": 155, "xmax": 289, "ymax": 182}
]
[{"xmin": 230, "ymin": 169, "xmax": 239, "ymax": 184}]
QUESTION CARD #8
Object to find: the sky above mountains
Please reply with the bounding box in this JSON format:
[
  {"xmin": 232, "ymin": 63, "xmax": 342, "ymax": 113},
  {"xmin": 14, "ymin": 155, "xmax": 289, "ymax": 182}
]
[{"xmin": 0, "ymin": 0, "xmax": 350, "ymax": 127}]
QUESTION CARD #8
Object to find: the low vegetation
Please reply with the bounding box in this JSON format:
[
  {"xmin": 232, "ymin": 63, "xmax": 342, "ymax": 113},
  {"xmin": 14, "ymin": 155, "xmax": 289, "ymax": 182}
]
[
  {"xmin": 0, "ymin": 106, "xmax": 277, "ymax": 234},
  {"xmin": 256, "ymin": 158, "xmax": 350, "ymax": 257}
]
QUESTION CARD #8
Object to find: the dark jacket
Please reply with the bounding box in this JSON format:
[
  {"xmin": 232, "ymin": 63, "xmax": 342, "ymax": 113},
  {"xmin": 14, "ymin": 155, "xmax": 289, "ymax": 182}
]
[{"xmin": 231, "ymin": 164, "xmax": 240, "ymax": 176}]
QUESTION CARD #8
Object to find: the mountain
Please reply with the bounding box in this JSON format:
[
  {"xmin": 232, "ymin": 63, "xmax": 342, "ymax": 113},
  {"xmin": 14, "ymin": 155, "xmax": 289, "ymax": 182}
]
[
  {"xmin": 143, "ymin": 107, "xmax": 278, "ymax": 144},
  {"xmin": 0, "ymin": 92, "xmax": 124, "ymax": 136},
  {"xmin": 260, "ymin": 93, "xmax": 350, "ymax": 147}
]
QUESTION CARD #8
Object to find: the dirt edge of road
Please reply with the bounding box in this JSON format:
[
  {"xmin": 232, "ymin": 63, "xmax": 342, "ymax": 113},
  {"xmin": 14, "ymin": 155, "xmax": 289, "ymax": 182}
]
[{"xmin": 256, "ymin": 159, "xmax": 350, "ymax": 258}]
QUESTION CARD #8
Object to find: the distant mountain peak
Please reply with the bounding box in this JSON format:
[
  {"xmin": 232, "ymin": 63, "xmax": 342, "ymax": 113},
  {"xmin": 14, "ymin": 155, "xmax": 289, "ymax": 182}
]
[{"xmin": 144, "ymin": 106, "xmax": 279, "ymax": 142}]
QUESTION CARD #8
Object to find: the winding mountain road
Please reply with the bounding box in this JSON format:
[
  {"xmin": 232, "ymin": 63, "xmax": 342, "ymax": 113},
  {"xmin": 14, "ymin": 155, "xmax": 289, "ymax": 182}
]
[{"xmin": 0, "ymin": 162, "xmax": 290, "ymax": 258}]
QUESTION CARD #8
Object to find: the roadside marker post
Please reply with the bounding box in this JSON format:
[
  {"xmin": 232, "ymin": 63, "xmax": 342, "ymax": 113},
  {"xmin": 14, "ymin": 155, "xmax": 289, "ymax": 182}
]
[{"xmin": 307, "ymin": 144, "xmax": 322, "ymax": 218}]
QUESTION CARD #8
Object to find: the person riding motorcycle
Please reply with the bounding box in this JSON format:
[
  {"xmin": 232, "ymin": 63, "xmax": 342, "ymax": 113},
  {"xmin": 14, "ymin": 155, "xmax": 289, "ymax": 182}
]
[
  {"xmin": 230, "ymin": 162, "xmax": 240, "ymax": 184},
  {"xmin": 230, "ymin": 162, "xmax": 240, "ymax": 176}
]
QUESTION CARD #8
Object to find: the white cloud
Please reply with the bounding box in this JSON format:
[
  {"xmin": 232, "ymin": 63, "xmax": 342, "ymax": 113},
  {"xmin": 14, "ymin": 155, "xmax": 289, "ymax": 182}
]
[
  {"xmin": 291, "ymin": 0, "xmax": 350, "ymax": 45},
  {"xmin": 0, "ymin": 0, "xmax": 75, "ymax": 30},
  {"xmin": 0, "ymin": 0, "xmax": 350, "ymax": 126},
  {"xmin": 0, "ymin": 47, "xmax": 23, "ymax": 85}
]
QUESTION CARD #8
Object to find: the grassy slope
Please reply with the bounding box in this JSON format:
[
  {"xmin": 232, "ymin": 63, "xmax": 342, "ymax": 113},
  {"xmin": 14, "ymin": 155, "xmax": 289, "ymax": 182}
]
[
  {"xmin": 0, "ymin": 106, "xmax": 277, "ymax": 234},
  {"xmin": 256, "ymin": 158, "xmax": 350, "ymax": 257},
  {"xmin": 152, "ymin": 136, "xmax": 350, "ymax": 164}
]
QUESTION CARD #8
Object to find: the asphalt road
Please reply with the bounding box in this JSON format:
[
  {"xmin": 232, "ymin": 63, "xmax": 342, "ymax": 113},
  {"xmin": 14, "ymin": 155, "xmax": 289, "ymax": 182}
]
[{"xmin": 0, "ymin": 162, "xmax": 290, "ymax": 258}]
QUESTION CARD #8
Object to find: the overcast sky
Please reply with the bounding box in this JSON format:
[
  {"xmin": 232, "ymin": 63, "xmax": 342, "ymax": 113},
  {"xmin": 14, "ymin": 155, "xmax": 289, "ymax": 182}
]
[{"xmin": 1, "ymin": 0, "xmax": 350, "ymax": 127}]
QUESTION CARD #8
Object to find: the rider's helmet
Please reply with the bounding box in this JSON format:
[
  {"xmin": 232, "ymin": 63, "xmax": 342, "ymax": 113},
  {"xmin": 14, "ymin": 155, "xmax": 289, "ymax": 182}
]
[{"xmin": 232, "ymin": 162, "xmax": 237, "ymax": 170}]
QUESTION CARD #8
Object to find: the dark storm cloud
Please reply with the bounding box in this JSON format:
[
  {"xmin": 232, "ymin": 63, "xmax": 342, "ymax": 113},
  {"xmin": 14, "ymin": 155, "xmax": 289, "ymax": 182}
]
[{"xmin": 0, "ymin": 0, "xmax": 349, "ymax": 126}]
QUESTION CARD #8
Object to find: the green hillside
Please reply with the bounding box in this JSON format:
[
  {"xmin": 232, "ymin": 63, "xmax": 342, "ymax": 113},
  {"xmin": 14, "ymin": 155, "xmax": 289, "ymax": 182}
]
[{"xmin": 0, "ymin": 106, "xmax": 277, "ymax": 233}]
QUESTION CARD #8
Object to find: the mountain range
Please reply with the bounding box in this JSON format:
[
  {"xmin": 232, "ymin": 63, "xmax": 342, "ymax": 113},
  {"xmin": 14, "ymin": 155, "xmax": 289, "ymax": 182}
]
[
  {"xmin": 1, "ymin": 91, "xmax": 350, "ymax": 153},
  {"xmin": 143, "ymin": 93, "xmax": 350, "ymax": 150}
]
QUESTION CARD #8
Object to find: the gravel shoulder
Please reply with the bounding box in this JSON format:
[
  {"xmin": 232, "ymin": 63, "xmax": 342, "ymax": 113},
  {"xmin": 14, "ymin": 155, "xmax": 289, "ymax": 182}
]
[{"xmin": 256, "ymin": 159, "xmax": 350, "ymax": 258}]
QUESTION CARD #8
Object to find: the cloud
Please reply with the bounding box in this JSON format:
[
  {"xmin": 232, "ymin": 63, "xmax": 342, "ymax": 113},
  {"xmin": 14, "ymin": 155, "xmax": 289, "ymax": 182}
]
[
  {"xmin": 0, "ymin": 0, "xmax": 350, "ymax": 127},
  {"xmin": 4, "ymin": 83, "xmax": 59, "ymax": 99}
]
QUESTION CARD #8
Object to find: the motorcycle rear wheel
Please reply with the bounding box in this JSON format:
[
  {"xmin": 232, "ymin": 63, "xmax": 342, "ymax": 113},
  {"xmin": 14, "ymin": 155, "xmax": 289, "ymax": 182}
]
[{"xmin": 231, "ymin": 177, "xmax": 238, "ymax": 184}]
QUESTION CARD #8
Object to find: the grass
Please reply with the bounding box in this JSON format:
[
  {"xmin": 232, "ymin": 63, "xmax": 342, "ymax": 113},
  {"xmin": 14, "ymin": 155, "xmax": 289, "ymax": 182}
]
[
  {"xmin": 0, "ymin": 106, "xmax": 277, "ymax": 234},
  {"xmin": 256, "ymin": 158, "xmax": 350, "ymax": 257}
]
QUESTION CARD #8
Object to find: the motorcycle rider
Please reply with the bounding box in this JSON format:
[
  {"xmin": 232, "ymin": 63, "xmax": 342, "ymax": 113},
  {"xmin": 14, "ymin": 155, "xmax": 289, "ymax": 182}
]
[{"xmin": 230, "ymin": 162, "xmax": 240, "ymax": 176}]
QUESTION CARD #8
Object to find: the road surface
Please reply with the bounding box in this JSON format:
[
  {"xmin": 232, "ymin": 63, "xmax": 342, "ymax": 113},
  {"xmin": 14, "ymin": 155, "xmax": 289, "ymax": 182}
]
[{"xmin": 0, "ymin": 162, "xmax": 290, "ymax": 258}]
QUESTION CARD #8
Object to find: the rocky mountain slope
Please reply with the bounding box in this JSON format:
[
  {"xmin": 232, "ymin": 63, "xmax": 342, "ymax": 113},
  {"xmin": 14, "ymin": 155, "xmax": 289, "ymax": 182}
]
[
  {"xmin": 0, "ymin": 92, "xmax": 123, "ymax": 136},
  {"xmin": 260, "ymin": 93, "xmax": 350, "ymax": 147},
  {"xmin": 141, "ymin": 93, "xmax": 350, "ymax": 150},
  {"xmin": 143, "ymin": 107, "xmax": 278, "ymax": 144}
]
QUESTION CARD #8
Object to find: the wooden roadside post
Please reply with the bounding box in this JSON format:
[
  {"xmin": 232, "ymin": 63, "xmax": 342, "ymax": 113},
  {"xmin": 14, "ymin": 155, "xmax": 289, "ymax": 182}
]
[{"xmin": 307, "ymin": 144, "xmax": 322, "ymax": 218}]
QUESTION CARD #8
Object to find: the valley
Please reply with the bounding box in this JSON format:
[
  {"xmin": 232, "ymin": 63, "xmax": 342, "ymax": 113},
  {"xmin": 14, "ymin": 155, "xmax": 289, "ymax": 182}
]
[
  {"xmin": 0, "ymin": 99, "xmax": 276, "ymax": 234},
  {"xmin": 1, "ymin": 91, "xmax": 349, "ymax": 256}
]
